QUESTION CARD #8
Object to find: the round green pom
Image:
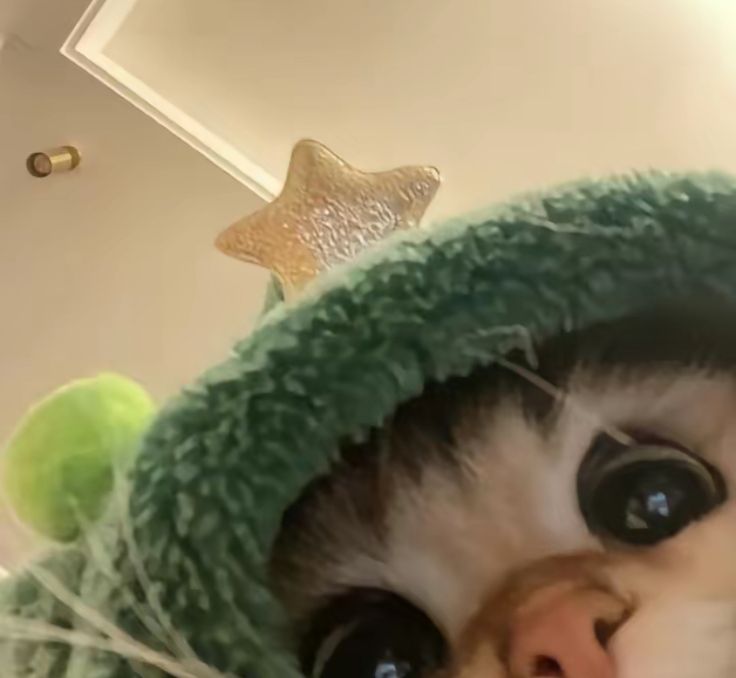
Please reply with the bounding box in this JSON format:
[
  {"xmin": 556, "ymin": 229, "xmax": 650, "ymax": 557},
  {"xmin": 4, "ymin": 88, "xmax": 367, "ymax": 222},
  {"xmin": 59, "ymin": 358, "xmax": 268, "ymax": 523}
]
[{"xmin": 2, "ymin": 374, "xmax": 155, "ymax": 542}]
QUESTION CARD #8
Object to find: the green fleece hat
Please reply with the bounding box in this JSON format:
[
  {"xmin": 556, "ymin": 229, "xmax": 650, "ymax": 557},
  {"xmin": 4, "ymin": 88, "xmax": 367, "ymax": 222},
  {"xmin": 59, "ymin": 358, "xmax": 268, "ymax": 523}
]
[{"xmin": 2, "ymin": 170, "xmax": 736, "ymax": 677}]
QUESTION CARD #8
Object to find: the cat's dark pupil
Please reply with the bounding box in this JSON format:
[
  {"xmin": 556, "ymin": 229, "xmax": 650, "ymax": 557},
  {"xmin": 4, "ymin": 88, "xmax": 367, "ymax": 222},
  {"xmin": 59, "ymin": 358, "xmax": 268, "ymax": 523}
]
[
  {"xmin": 601, "ymin": 462, "xmax": 703, "ymax": 543},
  {"xmin": 317, "ymin": 617, "xmax": 440, "ymax": 678},
  {"xmin": 579, "ymin": 441, "xmax": 726, "ymax": 546},
  {"xmin": 301, "ymin": 589, "xmax": 446, "ymax": 678},
  {"xmin": 320, "ymin": 625, "xmax": 418, "ymax": 678},
  {"xmin": 623, "ymin": 472, "xmax": 686, "ymax": 524}
]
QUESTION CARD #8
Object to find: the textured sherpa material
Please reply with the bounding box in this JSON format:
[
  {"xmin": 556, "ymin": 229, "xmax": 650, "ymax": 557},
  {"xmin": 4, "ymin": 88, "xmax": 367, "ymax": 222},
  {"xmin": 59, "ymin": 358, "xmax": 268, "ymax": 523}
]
[{"xmin": 3, "ymin": 171, "xmax": 736, "ymax": 677}]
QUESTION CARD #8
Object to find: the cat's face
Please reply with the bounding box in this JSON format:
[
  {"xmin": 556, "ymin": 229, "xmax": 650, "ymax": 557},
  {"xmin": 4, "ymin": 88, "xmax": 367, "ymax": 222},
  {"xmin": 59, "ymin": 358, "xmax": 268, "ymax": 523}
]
[{"xmin": 270, "ymin": 306, "xmax": 736, "ymax": 678}]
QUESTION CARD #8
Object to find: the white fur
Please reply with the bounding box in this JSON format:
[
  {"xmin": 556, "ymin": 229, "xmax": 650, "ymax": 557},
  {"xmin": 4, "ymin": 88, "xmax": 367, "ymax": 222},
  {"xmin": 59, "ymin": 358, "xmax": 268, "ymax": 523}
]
[
  {"xmin": 612, "ymin": 600, "xmax": 736, "ymax": 678},
  {"xmin": 324, "ymin": 369, "xmax": 736, "ymax": 676}
]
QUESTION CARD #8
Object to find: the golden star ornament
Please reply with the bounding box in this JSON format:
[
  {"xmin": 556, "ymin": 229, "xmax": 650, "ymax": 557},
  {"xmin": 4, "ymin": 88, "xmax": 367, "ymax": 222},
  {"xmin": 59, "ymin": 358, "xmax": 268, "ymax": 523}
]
[{"xmin": 215, "ymin": 139, "xmax": 441, "ymax": 299}]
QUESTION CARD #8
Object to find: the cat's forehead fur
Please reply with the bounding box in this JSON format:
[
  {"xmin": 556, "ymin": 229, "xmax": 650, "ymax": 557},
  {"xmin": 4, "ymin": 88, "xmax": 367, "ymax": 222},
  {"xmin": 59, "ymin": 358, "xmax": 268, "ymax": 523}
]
[
  {"xmin": 386, "ymin": 372, "xmax": 736, "ymax": 634},
  {"xmin": 270, "ymin": 306, "xmax": 736, "ymax": 677}
]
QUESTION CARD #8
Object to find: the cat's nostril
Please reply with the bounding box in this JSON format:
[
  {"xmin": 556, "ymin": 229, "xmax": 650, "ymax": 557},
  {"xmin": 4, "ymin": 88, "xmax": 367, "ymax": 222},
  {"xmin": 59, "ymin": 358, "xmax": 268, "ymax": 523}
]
[
  {"xmin": 532, "ymin": 655, "xmax": 563, "ymax": 676},
  {"xmin": 593, "ymin": 616, "xmax": 621, "ymax": 648},
  {"xmin": 507, "ymin": 586, "xmax": 626, "ymax": 678}
]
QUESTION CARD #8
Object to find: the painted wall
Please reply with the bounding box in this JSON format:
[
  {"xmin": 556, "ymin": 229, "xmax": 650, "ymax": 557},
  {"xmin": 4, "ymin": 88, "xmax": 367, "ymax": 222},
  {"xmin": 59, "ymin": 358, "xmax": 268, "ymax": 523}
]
[{"xmin": 0, "ymin": 0, "xmax": 268, "ymax": 564}]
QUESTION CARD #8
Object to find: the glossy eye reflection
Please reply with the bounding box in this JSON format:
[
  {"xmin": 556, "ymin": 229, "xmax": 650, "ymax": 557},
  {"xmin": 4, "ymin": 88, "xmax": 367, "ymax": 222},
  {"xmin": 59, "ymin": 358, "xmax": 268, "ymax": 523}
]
[
  {"xmin": 578, "ymin": 434, "xmax": 727, "ymax": 546},
  {"xmin": 301, "ymin": 589, "xmax": 447, "ymax": 678}
]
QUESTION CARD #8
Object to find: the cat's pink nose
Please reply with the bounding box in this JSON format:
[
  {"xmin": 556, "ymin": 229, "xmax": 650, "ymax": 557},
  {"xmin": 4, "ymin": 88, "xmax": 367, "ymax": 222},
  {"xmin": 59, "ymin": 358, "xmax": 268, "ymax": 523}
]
[{"xmin": 507, "ymin": 585, "xmax": 627, "ymax": 678}]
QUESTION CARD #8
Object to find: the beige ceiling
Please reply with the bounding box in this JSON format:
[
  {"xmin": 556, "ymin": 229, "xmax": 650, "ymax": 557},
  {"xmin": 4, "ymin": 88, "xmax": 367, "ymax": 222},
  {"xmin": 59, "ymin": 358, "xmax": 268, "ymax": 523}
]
[{"xmin": 104, "ymin": 0, "xmax": 736, "ymax": 222}]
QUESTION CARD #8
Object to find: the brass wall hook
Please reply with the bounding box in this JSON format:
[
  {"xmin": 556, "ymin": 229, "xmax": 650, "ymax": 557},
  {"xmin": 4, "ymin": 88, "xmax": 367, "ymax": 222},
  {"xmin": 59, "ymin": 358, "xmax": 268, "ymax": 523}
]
[{"xmin": 26, "ymin": 146, "xmax": 81, "ymax": 178}]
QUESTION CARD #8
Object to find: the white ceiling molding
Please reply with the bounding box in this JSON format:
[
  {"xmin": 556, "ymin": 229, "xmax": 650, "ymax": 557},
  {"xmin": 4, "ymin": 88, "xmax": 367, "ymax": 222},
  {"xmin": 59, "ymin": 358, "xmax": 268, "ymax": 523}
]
[{"xmin": 61, "ymin": 0, "xmax": 279, "ymax": 201}]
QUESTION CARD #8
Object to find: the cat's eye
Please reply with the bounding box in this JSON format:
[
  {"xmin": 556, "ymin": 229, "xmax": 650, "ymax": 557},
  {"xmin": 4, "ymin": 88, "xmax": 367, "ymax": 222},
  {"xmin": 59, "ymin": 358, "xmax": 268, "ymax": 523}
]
[
  {"xmin": 578, "ymin": 434, "xmax": 726, "ymax": 546},
  {"xmin": 300, "ymin": 589, "xmax": 447, "ymax": 678}
]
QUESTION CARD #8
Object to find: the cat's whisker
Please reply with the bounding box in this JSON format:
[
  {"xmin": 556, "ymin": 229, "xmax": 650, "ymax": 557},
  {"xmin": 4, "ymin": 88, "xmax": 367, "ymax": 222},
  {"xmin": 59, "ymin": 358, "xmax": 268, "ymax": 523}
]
[
  {"xmin": 110, "ymin": 462, "xmax": 208, "ymax": 665},
  {"xmin": 496, "ymin": 356, "xmax": 633, "ymax": 445},
  {"xmin": 24, "ymin": 563, "xmax": 229, "ymax": 678},
  {"xmin": 0, "ymin": 614, "xmax": 217, "ymax": 678},
  {"xmin": 75, "ymin": 500, "xmax": 173, "ymax": 653},
  {"xmin": 0, "ymin": 449, "xmax": 227, "ymax": 677},
  {"xmin": 80, "ymin": 534, "xmax": 174, "ymax": 656}
]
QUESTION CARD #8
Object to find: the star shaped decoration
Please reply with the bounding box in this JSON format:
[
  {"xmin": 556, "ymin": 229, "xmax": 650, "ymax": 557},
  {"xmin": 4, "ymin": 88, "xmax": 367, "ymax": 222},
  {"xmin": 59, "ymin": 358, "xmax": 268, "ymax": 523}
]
[{"xmin": 215, "ymin": 139, "xmax": 441, "ymax": 299}]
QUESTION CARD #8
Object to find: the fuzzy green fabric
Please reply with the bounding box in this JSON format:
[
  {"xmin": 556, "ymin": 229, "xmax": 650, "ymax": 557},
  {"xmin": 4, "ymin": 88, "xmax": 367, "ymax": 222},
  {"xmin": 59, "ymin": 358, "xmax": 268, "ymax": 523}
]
[
  {"xmin": 3, "ymin": 171, "xmax": 736, "ymax": 677},
  {"xmin": 3, "ymin": 374, "xmax": 155, "ymax": 543}
]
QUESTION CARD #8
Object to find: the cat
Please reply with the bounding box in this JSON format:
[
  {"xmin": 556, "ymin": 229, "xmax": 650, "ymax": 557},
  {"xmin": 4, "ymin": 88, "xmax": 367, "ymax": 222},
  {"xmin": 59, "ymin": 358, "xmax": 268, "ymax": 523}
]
[{"xmin": 269, "ymin": 302, "xmax": 736, "ymax": 678}]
